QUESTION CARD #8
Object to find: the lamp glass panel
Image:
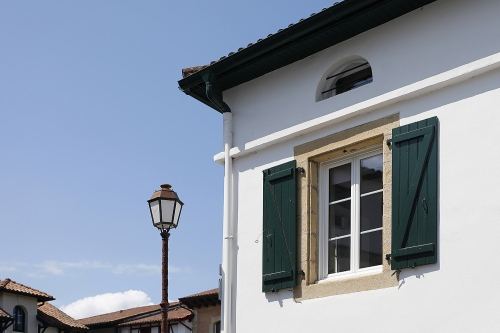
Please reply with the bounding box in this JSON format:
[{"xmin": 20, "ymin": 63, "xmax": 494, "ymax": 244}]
[
  {"xmin": 173, "ymin": 201, "xmax": 183, "ymax": 227},
  {"xmin": 149, "ymin": 201, "xmax": 161, "ymax": 224},
  {"xmin": 161, "ymin": 199, "xmax": 175, "ymax": 223}
]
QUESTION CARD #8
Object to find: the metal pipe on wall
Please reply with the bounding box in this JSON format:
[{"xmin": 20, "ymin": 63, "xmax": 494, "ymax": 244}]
[
  {"xmin": 222, "ymin": 111, "xmax": 233, "ymax": 333},
  {"xmin": 202, "ymin": 72, "xmax": 234, "ymax": 333}
]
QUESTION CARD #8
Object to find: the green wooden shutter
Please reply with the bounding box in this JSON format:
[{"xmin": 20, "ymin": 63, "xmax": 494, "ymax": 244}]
[
  {"xmin": 262, "ymin": 160, "xmax": 297, "ymax": 292},
  {"xmin": 390, "ymin": 117, "xmax": 438, "ymax": 270}
]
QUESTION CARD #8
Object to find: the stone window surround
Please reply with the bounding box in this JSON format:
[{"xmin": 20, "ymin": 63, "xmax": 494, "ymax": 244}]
[
  {"xmin": 293, "ymin": 114, "xmax": 399, "ymax": 301},
  {"xmin": 210, "ymin": 317, "xmax": 221, "ymax": 333}
]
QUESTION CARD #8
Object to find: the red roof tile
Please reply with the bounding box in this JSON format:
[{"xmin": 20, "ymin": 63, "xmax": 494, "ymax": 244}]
[
  {"xmin": 0, "ymin": 279, "xmax": 54, "ymax": 301},
  {"xmin": 0, "ymin": 308, "xmax": 12, "ymax": 321},
  {"xmin": 116, "ymin": 307, "xmax": 193, "ymax": 326},
  {"xmin": 38, "ymin": 303, "xmax": 88, "ymax": 331},
  {"xmin": 78, "ymin": 304, "xmax": 160, "ymax": 326},
  {"xmin": 180, "ymin": 288, "xmax": 218, "ymax": 299},
  {"xmin": 179, "ymin": 288, "xmax": 219, "ymax": 309}
]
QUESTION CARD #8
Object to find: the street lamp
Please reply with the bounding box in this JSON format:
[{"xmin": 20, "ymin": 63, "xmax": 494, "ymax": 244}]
[{"xmin": 148, "ymin": 184, "xmax": 184, "ymax": 333}]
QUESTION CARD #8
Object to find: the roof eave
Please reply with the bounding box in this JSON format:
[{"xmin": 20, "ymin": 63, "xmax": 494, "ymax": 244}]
[
  {"xmin": 178, "ymin": 0, "xmax": 437, "ymax": 111},
  {"xmin": 0, "ymin": 289, "xmax": 55, "ymax": 302}
]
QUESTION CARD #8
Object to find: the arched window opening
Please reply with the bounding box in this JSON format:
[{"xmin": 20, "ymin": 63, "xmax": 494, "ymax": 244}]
[
  {"xmin": 13, "ymin": 306, "xmax": 25, "ymax": 332},
  {"xmin": 319, "ymin": 59, "xmax": 373, "ymax": 101}
]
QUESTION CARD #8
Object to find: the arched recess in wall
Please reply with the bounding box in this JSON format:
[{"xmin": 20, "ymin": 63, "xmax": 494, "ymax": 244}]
[
  {"xmin": 316, "ymin": 56, "xmax": 373, "ymax": 102},
  {"xmin": 13, "ymin": 306, "xmax": 26, "ymax": 332}
]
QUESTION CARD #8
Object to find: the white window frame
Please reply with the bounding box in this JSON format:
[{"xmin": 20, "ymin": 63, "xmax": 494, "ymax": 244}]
[
  {"xmin": 320, "ymin": 61, "xmax": 373, "ymax": 101},
  {"xmin": 318, "ymin": 145, "xmax": 383, "ymax": 281}
]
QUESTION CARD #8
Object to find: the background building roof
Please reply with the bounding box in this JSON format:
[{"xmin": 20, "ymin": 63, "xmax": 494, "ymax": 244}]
[
  {"xmin": 38, "ymin": 303, "xmax": 89, "ymax": 331},
  {"xmin": 0, "ymin": 308, "xmax": 12, "ymax": 322},
  {"xmin": 116, "ymin": 307, "xmax": 193, "ymax": 326},
  {"xmin": 0, "ymin": 279, "xmax": 54, "ymax": 302},
  {"xmin": 78, "ymin": 304, "xmax": 160, "ymax": 327},
  {"xmin": 178, "ymin": 288, "xmax": 219, "ymax": 308}
]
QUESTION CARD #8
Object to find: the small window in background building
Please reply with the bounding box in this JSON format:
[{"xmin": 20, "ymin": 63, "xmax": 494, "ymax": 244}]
[
  {"xmin": 13, "ymin": 306, "xmax": 25, "ymax": 332},
  {"xmin": 320, "ymin": 61, "xmax": 373, "ymax": 100},
  {"xmin": 214, "ymin": 321, "xmax": 221, "ymax": 333}
]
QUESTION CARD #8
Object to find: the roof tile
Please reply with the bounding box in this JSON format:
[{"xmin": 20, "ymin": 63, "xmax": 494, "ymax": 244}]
[
  {"xmin": 0, "ymin": 308, "xmax": 12, "ymax": 320},
  {"xmin": 116, "ymin": 307, "xmax": 192, "ymax": 326},
  {"xmin": 179, "ymin": 288, "xmax": 218, "ymax": 299},
  {"xmin": 178, "ymin": 288, "xmax": 220, "ymax": 309},
  {"xmin": 180, "ymin": 2, "xmax": 342, "ymax": 79},
  {"xmin": 78, "ymin": 304, "xmax": 161, "ymax": 326},
  {"xmin": 0, "ymin": 279, "xmax": 54, "ymax": 301},
  {"xmin": 38, "ymin": 303, "xmax": 88, "ymax": 331}
]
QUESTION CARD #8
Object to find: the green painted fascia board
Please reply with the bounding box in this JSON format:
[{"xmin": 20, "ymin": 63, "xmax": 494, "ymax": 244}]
[
  {"xmin": 178, "ymin": 0, "xmax": 437, "ymax": 112},
  {"xmin": 178, "ymin": 0, "xmax": 380, "ymax": 89}
]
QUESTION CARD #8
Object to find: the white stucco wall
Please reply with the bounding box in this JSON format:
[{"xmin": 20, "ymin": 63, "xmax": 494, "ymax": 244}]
[
  {"xmin": 218, "ymin": 0, "xmax": 500, "ymax": 331},
  {"xmin": 170, "ymin": 322, "xmax": 191, "ymax": 333},
  {"xmin": 120, "ymin": 327, "xmax": 131, "ymax": 333},
  {"xmin": 224, "ymin": 0, "xmax": 500, "ymax": 152},
  {"xmin": 0, "ymin": 293, "xmax": 38, "ymax": 333},
  {"xmin": 44, "ymin": 326, "xmax": 59, "ymax": 333}
]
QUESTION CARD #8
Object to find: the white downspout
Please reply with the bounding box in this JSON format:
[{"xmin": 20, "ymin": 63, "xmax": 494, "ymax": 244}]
[
  {"xmin": 201, "ymin": 73, "xmax": 235, "ymax": 333},
  {"xmin": 222, "ymin": 111, "xmax": 233, "ymax": 333}
]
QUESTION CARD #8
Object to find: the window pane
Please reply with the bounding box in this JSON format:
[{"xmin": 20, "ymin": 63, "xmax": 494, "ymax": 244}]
[
  {"xmin": 328, "ymin": 237, "xmax": 351, "ymax": 274},
  {"xmin": 360, "ymin": 154, "xmax": 383, "ymax": 194},
  {"xmin": 161, "ymin": 199, "xmax": 175, "ymax": 223},
  {"xmin": 360, "ymin": 192, "xmax": 383, "ymax": 232},
  {"xmin": 360, "ymin": 230, "xmax": 382, "ymax": 268},
  {"xmin": 336, "ymin": 67, "xmax": 373, "ymax": 95},
  {"xmin": 329, "ymin": 200, "xmax": 351, "ymax": 239},
  {"xmin": 13, "ymin": 306, "xmax": 24, "ymax": 332},
  {"xmin": 329, "ymin": 163, "xmax": 351, "ymax": 202}
]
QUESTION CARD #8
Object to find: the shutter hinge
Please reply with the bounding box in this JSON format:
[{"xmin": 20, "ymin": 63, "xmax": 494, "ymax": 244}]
[
  {"xmin": 297, "ymin": 167, "xmax": 305, "ymax": 174},
  {"xmin": 386, "ymin": 139, "xmax": 392, "ymax": 146},
  {"xmin": 391, "ymin": 269, "xmax": 401, "ymax": 276},
  {"xmin": 297, "ymin": 270, "xmax": 305, "ymax": 276}
]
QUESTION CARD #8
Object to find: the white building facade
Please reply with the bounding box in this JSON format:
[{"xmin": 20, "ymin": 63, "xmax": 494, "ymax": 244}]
[{"xmin": 179, "ymin": 0, "xmax": 500, "ymax": 331}]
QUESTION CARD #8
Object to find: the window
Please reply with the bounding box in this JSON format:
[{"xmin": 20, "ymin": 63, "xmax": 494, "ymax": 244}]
[
  {"xmin": 319, "ymin": 60, "xmax": 373, "ymax": 101},
  {"xmin": 263, "ymin": 115, "xmax": 437, "ymax": 300},
  {"xmin": 292, "ymin": 114, "xmax": 400, "ymax": 301},
  {"xmin": 320, "ymin": 148, "xmax": 383, "ymax": 279},
  {"xmin": 213, "ymin": 321, "xmax": 220, "ymax": 333},
  {"xmin": 13, "ymin": 306, "xmax": 25, "ymax": 332}
]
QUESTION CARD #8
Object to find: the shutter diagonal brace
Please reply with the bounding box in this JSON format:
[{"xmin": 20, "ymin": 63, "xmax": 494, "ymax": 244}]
[
  {"xmin": 266, "ymin": 179, "xmax": 294, "ymax": 278},
  {"xmin": 393, "ymin": 125, "xmax": 435, "ymax": 256}
]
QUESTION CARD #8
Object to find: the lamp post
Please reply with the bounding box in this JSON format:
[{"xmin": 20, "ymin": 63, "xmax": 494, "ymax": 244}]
[{"xmin": 147, "ymin": 184, "xmax": 184, "ymax": 333}]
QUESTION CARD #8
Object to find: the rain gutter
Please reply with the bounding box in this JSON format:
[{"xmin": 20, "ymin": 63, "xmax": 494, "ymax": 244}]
[{"xmin": 178, "ymin": 0, "xmax": 388, "ymax": 111}]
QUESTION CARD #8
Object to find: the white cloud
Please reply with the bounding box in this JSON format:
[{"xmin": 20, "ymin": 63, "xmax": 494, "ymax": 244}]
[
  {"xmin": 33, "ymin": 261, "xmax": 180, "ymax": 276},
  {"xmin": 60, "ymin": 290, "xmax": 154, "ymax": 319},
  {"xmin": 0, "ymin": 265, "xmax": 19, "ymax": 272},
  {"xmin": 36, "ymin": 261, "xmax": 109, "ymax": 275},
  {"xmin": 0, "ymin": 261, "xmax": 26, "ymax": 273},
  {"xmin": 112, "ymin": 264, "xmax": 161, "ymax": 275}
]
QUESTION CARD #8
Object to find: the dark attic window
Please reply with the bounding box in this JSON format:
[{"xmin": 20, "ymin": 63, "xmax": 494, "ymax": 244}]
[{"xmin": 320, "ymin": 61, "xmax": 373, "ymax": 101}]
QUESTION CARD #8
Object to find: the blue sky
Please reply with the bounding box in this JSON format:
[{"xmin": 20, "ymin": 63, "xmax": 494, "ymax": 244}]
[{"xmin": 0, "ymin": 0, "xmax": 334, "ymax": 318}]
